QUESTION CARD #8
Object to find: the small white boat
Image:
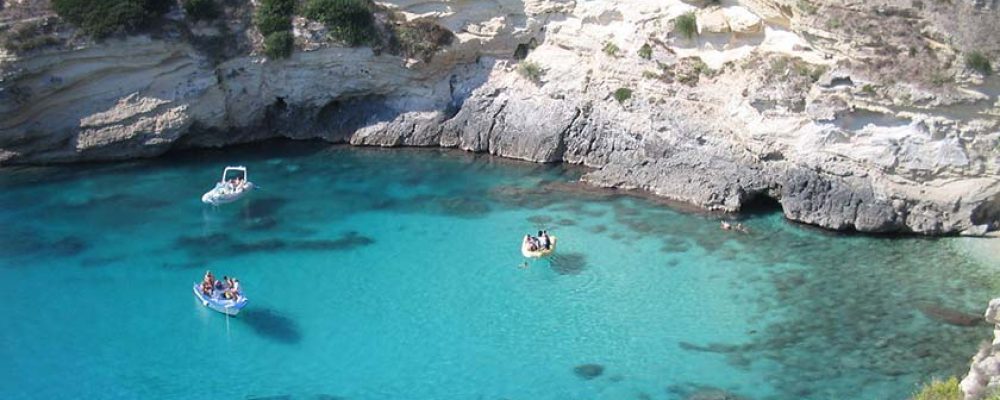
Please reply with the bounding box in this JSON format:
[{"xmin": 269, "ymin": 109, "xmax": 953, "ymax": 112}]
[
  {"xmin": 193, "ymin": 283, "xmax": 248, "ymax": 316},
  {"xmin": 521, "ymin": 235, "xmax": 557, "ymax": 258},
  {"xmin": 202, "ymin": 166, "xmax": 254, "ymax": 205}
]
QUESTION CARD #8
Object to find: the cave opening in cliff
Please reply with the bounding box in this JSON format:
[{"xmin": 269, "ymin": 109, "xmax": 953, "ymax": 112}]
[{"xmin": 739, "ymin": 192, "xmax": 783, "ymax": 217}]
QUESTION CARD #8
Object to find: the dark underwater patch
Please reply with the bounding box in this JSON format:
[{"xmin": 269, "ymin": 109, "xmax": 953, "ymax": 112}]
[
  {"xmin": 678, "ymin": 341, "xmax": 740, "ymax": 354},
  {"xmin": 79, "ymin": 255, "xmax": 125, "ymax": 268},
  {"xmin": 51, "ymin": 236, "xmax": 89, "ymax": 257},
  {"xmin": 240, "ymin": 308, "xmax": 302, "ymax": 344},
  {"xmin": 660, "ymin": 237, "xmax": 690, "ymax": 253},
  {"xmin": 244, "ymin": 197, "xmax": 289, "ymax": 219},
  {"xmin": 232, "ymin": 239, "xmax": 288, "ymax": 252},
  {"xmin": 245, "ymin": 395, "xmax": 291, "ymax": 400},
  {"xmin": 175, "ymin": 233, "xmax": 236, "ymax": 257},
  {"xmin": 436, "ymin": 196, "xmax": 491, "ymax": 218},
  {"xmin": 293, "ymin": 232, "xmax": 374, "ymax": 251},
  {"xmin": 550, "ymin": 252, "xmax": 587, "ymax": 275},
  {"xmin": 243, "ymin": 216, "xmax": 280, "ymax": 231},
  {"xmin": 573, "ymin": 363, "xmax": 604, "ymax": 380},
  {"xmin": 667, "ymin": 383, "xmax": 749, "ymax": 400},
  {"xmin": 527, "ymin": 215, "xmax": 553, "ymax": 225},
  {"xmin": 175, "ymin": 231, "xmax": 374, "ymax": 258},
  {"xmin": 555, "ymin": 218, "xmax": 577, "ymax": 226},
  {"xmin": 0, "ymin": 228, "xmax": 90, "ymax": 261}
]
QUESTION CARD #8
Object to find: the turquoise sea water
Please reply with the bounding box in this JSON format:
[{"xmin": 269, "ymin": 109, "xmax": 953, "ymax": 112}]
[{"xmin": 0, "ymin": 141, "xmax": 996, "ymax": 400}]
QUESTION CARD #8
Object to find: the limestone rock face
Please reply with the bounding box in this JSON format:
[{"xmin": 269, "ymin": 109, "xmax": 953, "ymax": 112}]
[
  {"xmin": 723, "ymin": 6, "xmax": 764, "ymax": 34},
  {"xmin": 1, "ymin": 0, "xmax": 999, "ymax": 235},
  {"xmin": 961, "ymin": 299, "xmax": 1000, "ymax": 399},
  {"xmin": 697, "ymin": 9, "xmax": 731, "ymax": 34}
]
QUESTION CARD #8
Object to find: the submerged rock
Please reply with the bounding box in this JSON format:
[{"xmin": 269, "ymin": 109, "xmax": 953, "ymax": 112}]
[
  {"xmin": 573, "ymin": 363, "xmax": 604, "ymax": 380},
  {"xmin": 918, "ymin": 304, "xmax": 984, "ymax": 327}
]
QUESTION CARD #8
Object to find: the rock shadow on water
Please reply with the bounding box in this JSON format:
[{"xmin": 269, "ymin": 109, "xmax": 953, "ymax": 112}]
[
  {"xmin": 550, "ymin": 252, "xmax": 587, "ymax": 275},
  {"xmin": 239, "ymin": 308, "xmax": 302, "ymax": 344}
]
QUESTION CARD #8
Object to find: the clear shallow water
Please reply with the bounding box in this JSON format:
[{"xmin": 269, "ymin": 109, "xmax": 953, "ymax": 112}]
[{"xmin": 0, "ymin": 142, "xmax": 996, "ymax": 400}]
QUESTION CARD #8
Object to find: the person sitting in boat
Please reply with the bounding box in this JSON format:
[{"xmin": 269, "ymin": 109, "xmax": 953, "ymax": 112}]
[
  {"xmin": 202, "ymin": 271, "xmax": 215, "ymax": 293},
  {"xmin": 539, "ymin": 230, "xmax": 552, "ymax": 250},
  {"xmin": 224, "ymin": 279, "xmax": 241, "ymax": 300},
  {"xmin": 523, "ymin": 234, "xmax": 538, "ymax": 251}
]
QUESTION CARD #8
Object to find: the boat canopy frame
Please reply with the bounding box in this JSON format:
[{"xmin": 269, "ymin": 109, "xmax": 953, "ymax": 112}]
[{"xmin": 221, "ymin": 166, "xmax": 248, "ymax": 183}]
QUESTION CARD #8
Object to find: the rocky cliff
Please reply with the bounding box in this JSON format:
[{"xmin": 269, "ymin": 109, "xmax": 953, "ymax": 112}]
[
  {"xmin": 1, "ymin": 0, "xmax": 999, "ymax": 235},
  {"xmin": 962, "ymin": 298, "xmax": 1000, "ymax": 399}
]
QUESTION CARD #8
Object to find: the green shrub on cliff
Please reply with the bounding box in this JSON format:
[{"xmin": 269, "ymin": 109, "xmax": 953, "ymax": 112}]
[
  {"xmin": 392, "ymin": 19, "xmax": 453, "ymax": 62},
  {"xmin": 517, "ymin": 60, "xmax": 544, "ymax": 83},
  {"xmin": 52, "ymin": 0, "xmax": 173, "ymax": 37},
  {"xmin": 911, "ymin": 377, "xmax": 961, "ymax": 400},
  {"xmin": 966, "ymin": 51, "xmax": 993, "ymax": 75},
  {"xmin": 613, "ymin": 87, "xmax": 632, "ymax": 104},
  {"xmin": 184, "ymin": 0, "xmax": 221, "ymax": 21},
  {"xmin": 675, "ymin": 12, "xmax": 697, "ymax": 40},
  {"xmin": 638, "ymin": 43, "xmax": 652, "ymax": 60},
  {"xmin": 602, "ymin": 41, "xmax": 619, "ymax": 57},
  {"xmin": 255, "ymin": 0, "xmax": 295, "ymax": 58},
  {"xmin": 0, "ymin": 20, "xmax": 61, "ymax": 53},
  {"xmin": 305, "ymin": 0, "xmax": 377, "ymax": 46},
  {"xmin": 256, "ymin": 0, "xmax": 294, "ymax": 36},
  {"xmin": 264, "ymin": 31, "xmax": 294, "ymax": 59}
]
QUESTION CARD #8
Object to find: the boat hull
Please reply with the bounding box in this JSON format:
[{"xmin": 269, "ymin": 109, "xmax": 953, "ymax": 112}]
[
  {"xmin": 193, "ymin": 284, "xmax": 248, "ymax": 316},
  {"xmin": 201, "ymin": 182, "xmax": 254, "ymax": 205},
  {"xmin": 521, "ymin": 236, "xmax": 557, "ymax": 258}
]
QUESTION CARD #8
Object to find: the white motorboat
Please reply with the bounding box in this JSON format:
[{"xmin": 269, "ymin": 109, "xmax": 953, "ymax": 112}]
[
  {"xmin": 202, "ymin": 166, "xmax": 254, "ymax": 205},
  {"xmin": 193, "ymin": 283, "xmax": 248, "ymax": 316}
]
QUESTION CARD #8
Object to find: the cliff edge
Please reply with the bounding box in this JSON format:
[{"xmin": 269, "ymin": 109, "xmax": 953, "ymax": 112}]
[{"xmin": 1, "ymin": 0, "xmax": 998, "ymax": 234}]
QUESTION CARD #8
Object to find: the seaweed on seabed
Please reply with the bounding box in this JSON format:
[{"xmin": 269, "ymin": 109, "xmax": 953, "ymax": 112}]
[
  {"xmin": 573, "ymin": 363, "xmax": 604, "ymax": 380},
  {"xmin": 243, "ymin": 197, "xmax": 289, "ymax": 219},
  {"xmin": 292, "ymin": 231, "xmax": 375, "ymax": 251},
  {"xmin": 435, "ymin": 196, "xmax": 491, "ymax": 218},
  {"xmin": 550, "ymin": 252, "xmax": 587, "ymax": 275}
]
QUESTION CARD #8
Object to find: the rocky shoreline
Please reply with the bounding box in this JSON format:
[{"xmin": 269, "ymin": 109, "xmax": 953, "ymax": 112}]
[{"xmin": 2, "ymin": 0, "xmax": 998, "ymax": 235}]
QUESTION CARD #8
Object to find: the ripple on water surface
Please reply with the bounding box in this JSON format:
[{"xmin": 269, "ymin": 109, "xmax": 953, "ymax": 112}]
[{"xmin": 0, "ymin": 142, "xmax": 995, "ymax": 400}]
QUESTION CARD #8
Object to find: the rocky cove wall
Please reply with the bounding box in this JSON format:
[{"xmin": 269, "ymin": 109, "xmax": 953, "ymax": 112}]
[{"xmin": 1, "ymin": 0, "xmax": 999, "ymax": 235}]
